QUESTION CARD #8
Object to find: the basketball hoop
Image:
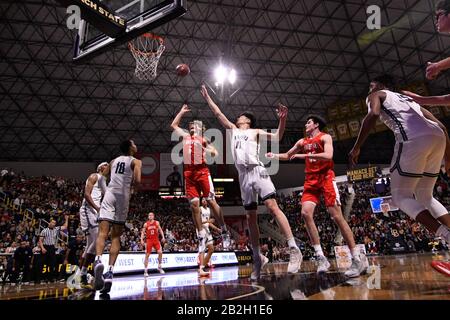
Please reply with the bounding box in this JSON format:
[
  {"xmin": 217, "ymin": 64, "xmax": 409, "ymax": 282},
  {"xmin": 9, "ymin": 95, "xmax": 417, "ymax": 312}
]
[{"xmin": 128, "ymin": 33, "xmax": 165, "ymax": 81}]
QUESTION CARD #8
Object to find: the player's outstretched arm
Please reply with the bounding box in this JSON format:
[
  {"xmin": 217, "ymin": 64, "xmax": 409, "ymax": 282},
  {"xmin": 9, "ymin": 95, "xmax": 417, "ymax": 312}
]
[
  {"xmin": 426, "ymin": 58, "xmax": 450, "ymax": 80},
  {"xmin": 266, "ymin": 138, "xmax": 303, "ymax": 161},
  {"xmin": 258, "ymin": 104, "xmax": 288, "ymax": 141},
  {"xmin": 402, "ymin": 90, "xmax": 450, "ymax": 106},
  {"xmin": 349, "ymin": 91, "xmax": 384, "ymax": 166},
  {"xmin": 170, "ymin": 104, "xmax": 190, "ymax": 137},
  {"xmin": 201, "ymin": 85, "xmax": 236, "ymax": 129}
]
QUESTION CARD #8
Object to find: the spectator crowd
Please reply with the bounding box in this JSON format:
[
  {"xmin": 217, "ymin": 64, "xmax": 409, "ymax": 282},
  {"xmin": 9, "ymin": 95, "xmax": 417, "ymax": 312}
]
[{"xmin": 1, "ymin": 165, "xmax": 449, "ymax": 284}]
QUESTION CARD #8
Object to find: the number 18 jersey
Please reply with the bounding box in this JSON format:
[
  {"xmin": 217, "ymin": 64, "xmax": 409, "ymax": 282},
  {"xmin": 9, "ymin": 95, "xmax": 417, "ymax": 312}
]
[{"xmin": 108, "ymin": 155, "xmax": 135, "ymax": 192}]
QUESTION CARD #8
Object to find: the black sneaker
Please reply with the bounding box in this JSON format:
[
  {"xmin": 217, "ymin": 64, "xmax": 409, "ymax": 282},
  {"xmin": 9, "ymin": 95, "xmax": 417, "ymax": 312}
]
[
  {"xmin": 93, "ymin": 260, "xmax": 105, "ymax": 291},
  {"xmin": 100, "ymin": 271, "xmax": 113, "ymax": 294}
]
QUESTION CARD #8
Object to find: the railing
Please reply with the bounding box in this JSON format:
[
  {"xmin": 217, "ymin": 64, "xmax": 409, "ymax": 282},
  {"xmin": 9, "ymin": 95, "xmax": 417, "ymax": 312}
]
[
  {"xmin": 0, "ymin": 191, "xmax": 35, "ymax": 222},
  {"xmin": 1, "ymin": 191, "xmax": 67, "ymax": 244}
]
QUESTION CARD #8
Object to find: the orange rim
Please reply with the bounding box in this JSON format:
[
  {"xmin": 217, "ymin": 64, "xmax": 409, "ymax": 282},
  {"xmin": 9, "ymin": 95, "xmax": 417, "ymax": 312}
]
[{"xmin": 128, "ymin": 33, "xmax": 164, "ymax": 56}]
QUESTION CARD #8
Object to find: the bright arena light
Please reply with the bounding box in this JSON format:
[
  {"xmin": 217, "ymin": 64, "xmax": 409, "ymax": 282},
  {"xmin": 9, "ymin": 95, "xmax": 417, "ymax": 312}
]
[
  {"xmin": 214, "ymin": 65, "xmax": 237, "ymax": 85},
  {"xmin": 214, "ymin": 65, "xmax": 227, "ymax": 84},
  {"xmin": 228, "ymin": 68, "xmax": 236, "ymax": 84}
]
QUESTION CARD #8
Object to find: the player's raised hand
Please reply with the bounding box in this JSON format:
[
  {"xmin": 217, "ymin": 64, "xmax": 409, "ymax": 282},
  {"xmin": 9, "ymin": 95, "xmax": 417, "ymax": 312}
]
[
  {"xmin": 200, "ymin": 85, "xmax": 210, "ymax": 99},
  {"xmin": 277, "ymin": 103, "xmax": 288, "ymax": 119},
  {"xmin": 426, "ymin": 61, "xmax": 441, "ymax": 80},
  {"xmin": 180, "ymin": 104, "xmax": 191, "ymax": 114}
]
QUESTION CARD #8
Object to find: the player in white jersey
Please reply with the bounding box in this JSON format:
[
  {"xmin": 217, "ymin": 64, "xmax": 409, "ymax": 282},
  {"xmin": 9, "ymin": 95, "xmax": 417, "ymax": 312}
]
[
  {"xmin": 349, "ymin": 75, "xmax": 450, "ymax": 255},
  {"xmin": 197, "ymin": 198, "xmax": 222, "ymax": 272},
  {"xmin": 78, "ymin": 161, "xmax": 108, "ymax": 287},
  {"xmin": 93, "ymin": 140, "xmax": 142, "ymax": 293},
  {"xmin": 201, "ymin": 85, "xmax": 302, "ymax": 280}
]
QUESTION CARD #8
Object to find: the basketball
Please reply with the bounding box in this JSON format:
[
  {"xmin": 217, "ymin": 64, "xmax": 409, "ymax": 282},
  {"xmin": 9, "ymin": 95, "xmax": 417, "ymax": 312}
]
[{"xmin": 176, "ymin": 63, "xmax": 190, "ymax": 77}]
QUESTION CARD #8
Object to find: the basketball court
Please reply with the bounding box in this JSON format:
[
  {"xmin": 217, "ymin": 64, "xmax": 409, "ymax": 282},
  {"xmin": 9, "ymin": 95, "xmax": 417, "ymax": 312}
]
[{"xmin": 1, "ymin": 253, "xmax": 448, "ymax": 300}]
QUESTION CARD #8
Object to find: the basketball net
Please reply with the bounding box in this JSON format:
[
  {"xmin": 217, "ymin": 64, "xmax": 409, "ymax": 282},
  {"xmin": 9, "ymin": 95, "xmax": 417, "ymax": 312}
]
[{"xmin": 128, "ymin": 33, "xmax": 165, "ymax": 81}]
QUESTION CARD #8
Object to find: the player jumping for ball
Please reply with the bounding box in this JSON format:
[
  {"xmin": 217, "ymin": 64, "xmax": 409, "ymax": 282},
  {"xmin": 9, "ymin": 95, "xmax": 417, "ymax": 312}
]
[
  {"xmin": 170, "ymin": 104, "xmax": 231, "ymax": 277},
  {"xmin": 201, "ymin": 85, "xmax": 302, "ymax": 280}
]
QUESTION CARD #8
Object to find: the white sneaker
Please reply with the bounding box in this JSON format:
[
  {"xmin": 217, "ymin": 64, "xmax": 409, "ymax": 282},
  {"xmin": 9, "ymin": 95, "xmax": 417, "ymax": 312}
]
[
  {"xmin": 158, "ymin": 266, "xmax": 165, "ymax": 274},
  {"xmin": 287, "ymin": 247, "xmax": 303, "ymax": 274},
  {"xmin": 261, "ymin": 254, "xmax": 269, "ymax": 270},
  {"xmin": 144, "ymin": 270, "xmax": 148, "ymax": 277},
  {"xmin": 250, "ymin": 253, "xmax": 266, "ymax": 281},
  {"xmin": 316, "ymin": 255, "xmax": 331, "ymax": 273},
  {"xmin": 344, "ymin": 257, "xmax": 366, "ymax": 278}
]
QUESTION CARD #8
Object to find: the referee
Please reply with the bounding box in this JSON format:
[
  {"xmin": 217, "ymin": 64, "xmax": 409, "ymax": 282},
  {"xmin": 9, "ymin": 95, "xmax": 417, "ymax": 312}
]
[{"xmin": 39, "ymin": 215, "xmax": 69, "ymax": 283}]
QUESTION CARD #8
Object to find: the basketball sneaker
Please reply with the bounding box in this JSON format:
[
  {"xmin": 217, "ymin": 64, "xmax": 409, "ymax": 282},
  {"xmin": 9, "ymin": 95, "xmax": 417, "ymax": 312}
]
[
  {"xmin": 100, "ymin": 271, "xmax": 113, "ymax": 294},
  {"xmin": 287, "ymin": 247, "xmax": 303, "ymax": 274},
  {"xmin": 93, "ymin": 260, "xmax": 104, "ymax": 291},
  {"xmin": 344, "ymin": 257, "xmax": 366, "ymax": 278},
  {"xmin": 158, "ymin": 265, "xmax": 165, "ymax": 274},
  {"xmin": 250, "ymin": 253, "xmax": 269, "ymax": 281},
  {"xmin": 316, "ymin": 255, "xmax": 331, "ymax": 273},
  {"xmin": 430, "ymin": 260, "xmax": 450, "ymax": 277}
]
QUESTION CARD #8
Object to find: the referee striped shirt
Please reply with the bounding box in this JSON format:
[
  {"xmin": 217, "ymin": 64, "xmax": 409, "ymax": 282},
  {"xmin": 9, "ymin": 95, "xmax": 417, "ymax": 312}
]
[{"xmin": 40, "ymin": 226, "xmax": 61, "ymax": 246}]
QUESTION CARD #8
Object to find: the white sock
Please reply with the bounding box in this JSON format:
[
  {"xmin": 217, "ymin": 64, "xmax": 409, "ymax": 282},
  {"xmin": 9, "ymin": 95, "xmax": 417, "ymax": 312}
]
[
  {"xmin": 108, "ymin": 265, "xmax": 114, "ymax": 273},
  {"xmin": 81, "ymin": 267, "xmax": 87, "ymax": 275},
  {"xmin": 313, "ymin": 244, "xmax": 324, "ymax": 257},
  {"xmin": 436, "ymin": 225, "xmax": 450, "ymax": 239},
  {"xmin": 287, "ymin": 237, "xmax": 298, "ymax": 249},
  {"xmin": 95, "ymin": 255, "xmax": 102, "ymax": 262},
  {"xmin": 351, "ymin": 248, "xmax": 361, "ymax": 261}
]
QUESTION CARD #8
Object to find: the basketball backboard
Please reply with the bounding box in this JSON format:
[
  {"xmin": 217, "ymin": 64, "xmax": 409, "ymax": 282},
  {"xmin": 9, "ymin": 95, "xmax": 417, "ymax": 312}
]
[{"xmin": 73, "ymin": 0, "xmax": 186, "ymax": 62}]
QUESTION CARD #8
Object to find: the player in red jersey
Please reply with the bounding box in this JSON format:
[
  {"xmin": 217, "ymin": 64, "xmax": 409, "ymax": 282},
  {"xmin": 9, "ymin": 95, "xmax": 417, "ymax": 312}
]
[
  {"xmin": 140, "ymin": 212, "xmax": 165, "ymax": 276},
  {"xmin": 267, "ymin": 116, "xmax": 366, "ymax": 277},
  {"xmin": 170, "ymin": 104, "xmax": 230, "ymax": 277}
]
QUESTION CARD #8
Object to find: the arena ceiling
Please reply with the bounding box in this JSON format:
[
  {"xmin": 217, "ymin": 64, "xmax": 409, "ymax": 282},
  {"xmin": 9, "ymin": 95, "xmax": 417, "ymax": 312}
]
[{"xmin": 1, "ymin": 0, "xmax": 450, "ymax": 163}]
